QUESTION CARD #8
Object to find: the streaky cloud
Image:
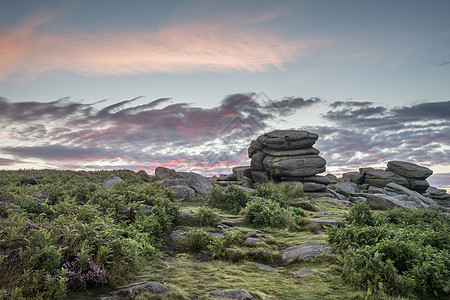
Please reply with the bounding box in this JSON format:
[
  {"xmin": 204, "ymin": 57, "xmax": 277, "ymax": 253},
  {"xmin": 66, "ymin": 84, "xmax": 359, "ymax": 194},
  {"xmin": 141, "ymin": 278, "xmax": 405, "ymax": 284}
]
[{"xmin": 0, "ymin": 12, "xmax": 327, "ymax": 81}]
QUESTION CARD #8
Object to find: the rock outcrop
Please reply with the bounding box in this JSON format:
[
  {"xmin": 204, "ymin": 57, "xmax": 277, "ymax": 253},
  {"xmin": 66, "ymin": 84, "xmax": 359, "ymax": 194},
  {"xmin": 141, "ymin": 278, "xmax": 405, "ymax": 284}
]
[
  {"xmin": 246, "ymin": 130, "xmax": 329, "ymax": 196},
  {"xmin": 325, "ymin": 161, "xmax": 449, "ymax": 211},
  {"xmin": 155, "ymin": 167, "xmax": 213, "ymax": 199},
  {"xmin": 355, "ymin": 161, "xmax": 433, "ymax": 193}
]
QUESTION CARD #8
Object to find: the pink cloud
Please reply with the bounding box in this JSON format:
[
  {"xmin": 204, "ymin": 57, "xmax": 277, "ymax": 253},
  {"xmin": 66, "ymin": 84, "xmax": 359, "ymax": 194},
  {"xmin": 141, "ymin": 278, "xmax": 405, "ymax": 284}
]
[{"xmin": 0, "ymin": 12, "xmax": 328, "ymax": 81}]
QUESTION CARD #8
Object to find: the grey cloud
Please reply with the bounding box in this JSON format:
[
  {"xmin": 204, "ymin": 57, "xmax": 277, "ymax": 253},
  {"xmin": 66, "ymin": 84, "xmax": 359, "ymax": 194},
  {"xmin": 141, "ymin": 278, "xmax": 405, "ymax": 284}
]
[
  {"xmin": 0, "ymin": 158, "xmax": 17, "ymax": 166},
  {"xmin": 329, "ymin": 100, "xmax": 373, "ymax": 108},
  {"xmin": 0, "ymin": 97, "xmax": 93, "ymax": 122}
]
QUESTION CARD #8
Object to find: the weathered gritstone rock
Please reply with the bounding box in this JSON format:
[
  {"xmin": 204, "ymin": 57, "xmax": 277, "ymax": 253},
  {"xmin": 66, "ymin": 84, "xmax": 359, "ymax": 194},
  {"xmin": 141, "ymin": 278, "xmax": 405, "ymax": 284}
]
[
  {"xmin": 154, "ymin": 166, "xmax": 176, "ymax": 178},
  {"xmin": 263, "ymin": 155, "xmax": 326, "ymax": 178},
  {"xmin": 407, "ymin": 179, "xmax": 430, "ymax": 193},
  {"xmin": 102, "ymin": 175, "xmax": 124, "ymax": 188},
  {"xmin": 99, "ymin": 282, "xmax": 170, "ymax": 299},
  {"xmin": 168, "ymin": 185, "xmax": 195, "ymax": 200},
  {"xmin": 257, "ymin": 130, "xmax": 318, "ymax": 150},
  {"xmin": 385, "ymin": 182, "xmax": 438, "ymax": 206},
  {"xmin": 360, "ymin": 168, "xmax": 409, "ymax": 188},
  {"xmin": 307, "ymin": 219, "xmax": 337, "ymax": 226},
  {"xmin": 366, "ymin": 193, "xmax": 420, "ymax": 210},
  {"xmin": 342, "ymin": 171, "xmax": 364, "ymax": 184},
  {"xmin": 303, "ymin": 175, "xmax": 331, "ymax": 185},
  {"xmin": 208, "ymin": 289, "xmax": 254, "ymax": 299},
  {"xmin": 294, "ymin": 269, "xmax": 314, "ymax": 276},
  {"xmin": 161, "ymin": 178, "xmax": 188, "ymax": 187},
  {"xmin": 186, "ymin": 172, "xmax": 213, "ymax": 195},
  {"xmin": 251, "ymin": 262, "xmax": 279, "ymax": 271},
  {"xmin": 387, "ymin": 161, "xmax": 433, "ymax": 179},
  {"xmin": 250, "ymin": 152, "xmax": 266, "ymax": 171},
  {"xmin": 303, "ymin": 182, "xmax": 327, "ymax": 192},
  {"xmin": 232, "ymin": 166, "xmax": 252, "ymax": 181},
  {"xmin": 281, "ymin": 241, "xmax": 334, "ymax": 262},
  {"xmin": 333, "ymin": 182, "xmax": 359, "ymax": 196},
  {"xmin": 247, "ymin": 130, "xmax": 327, "ymax": 185},
  {"xmin": 243, "ymin": 237, "xmax": 263, "ymax": 246},
  {"xmin": 262, "ymin": 147, "xmax": 320, "ymax": 156}
]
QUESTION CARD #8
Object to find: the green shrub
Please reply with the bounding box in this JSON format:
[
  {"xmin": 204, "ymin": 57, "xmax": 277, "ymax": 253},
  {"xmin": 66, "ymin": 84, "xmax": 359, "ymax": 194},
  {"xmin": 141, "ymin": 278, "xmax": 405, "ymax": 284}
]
[
  {"xmin": 328, "ymin": 206, "xmax": 450, "ymax": 299},
  {"xmin": 207, "ymin": 185, "xmax": 250, "ymax": 214},
  {"xmin": 180, "ymin": 228, "xmax": 211, "ymax": 253},
  {"xmin": 244, "ymin": 198, "xmax": 302, "ymax": 229},
  {"xmin": 254, "ymin": 182, "xmax": 303, "ymax": 208},
  {"xmin": 207, "ymin": 229, "xmax": 243, "ymax": 259},
  {"xmin": 193, "ymin": 206, "xmax": 220, "ymax": 226},
  {"xmin": 208, "ymin": 235, "xmax": 226, "ymax": 258}
]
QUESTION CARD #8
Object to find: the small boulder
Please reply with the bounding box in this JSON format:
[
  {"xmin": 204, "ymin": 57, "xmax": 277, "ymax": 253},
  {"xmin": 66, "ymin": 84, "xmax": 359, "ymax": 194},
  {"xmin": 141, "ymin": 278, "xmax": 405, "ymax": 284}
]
[
  {"xmin": 177, "ymin": 211, "xmax": 195, "ymax": 226},
  {"xmin": 333, "ymin": 182, "xmax": 359, "ymax": 196},
  {"xmin": 294, "ymin": 269, "xmax": 313, "ymax": 276},
  {"xmin": 208, "ymin": 289, "xmax": 254, "ymax": 300},
  {"xmin": 114, "ymin": 282, "xmax": 169, "ymax": 297},
  {"xmin": 186, "ymin": 172, "xmax": 213, "ymax": 195},
  {"xmin": 102, "ymin": 175, "xmax": 124, "ymax": 188},
  {"xmin": 170, "ymin": 229, "xmax": 187, "ymax": 242},
  {"xmin": 245, "ymin": 231, "xmax": 265, "ymax": 238},
  {"xmin": 342, "ymin": 172, "xmax": 364, "ymax": 184},
  {"xmin": 232, "ymin": 166, "xmax": 252, "ymax": 181},
  {"xmin": 251, "ymin": 262, "xmax": 279, "ymax": 271},
  {"xmin": 155, "ymin": 166, "xmax": 176, "ymax": 178},
  {"xmin": 281, "ymin": 241, "xmax": 334, "ymax": 262},
  {"xmin": 243, "ymin": 237, "xmax": 263, "ymax": 246},
  {"xmin": 168, "ymin": 185, "xmax": 195, "ymax": 200},
  {"xmin": 292, "ymin": 200, "xmax": 320, "ymax": 212},
  {"xmin": 307, "ymin": 219, "xmax": 337, "ymax": 226}
]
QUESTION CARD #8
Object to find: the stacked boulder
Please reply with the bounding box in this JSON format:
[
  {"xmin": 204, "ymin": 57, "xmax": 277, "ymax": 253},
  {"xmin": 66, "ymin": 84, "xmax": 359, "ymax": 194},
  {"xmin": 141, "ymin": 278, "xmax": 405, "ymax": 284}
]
[
  {"xmin": 356, "ymin": 161, "xmax": 433, "ymax": 193},
  {"xmin": 247, "ymin": 130, "xmax": 329, "ymax": 195}
]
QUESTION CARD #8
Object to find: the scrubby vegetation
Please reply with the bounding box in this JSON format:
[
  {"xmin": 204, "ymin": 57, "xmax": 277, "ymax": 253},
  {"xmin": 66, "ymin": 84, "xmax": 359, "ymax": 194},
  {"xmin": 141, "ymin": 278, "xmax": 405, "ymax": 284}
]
[
  {"xmin": 1, "ymin": 170, "xmax": 448, "ymax": 299},
  {"xmin": 207, "ymin": 184, "xmax": 251, "ymax": 213},
  {"xmin": 329, "ymin": 203, "xmax": 450, "ymax": 299},
  {"xmin": 0, "ymin": 169, "xmax": 178, "ymax": 299}
]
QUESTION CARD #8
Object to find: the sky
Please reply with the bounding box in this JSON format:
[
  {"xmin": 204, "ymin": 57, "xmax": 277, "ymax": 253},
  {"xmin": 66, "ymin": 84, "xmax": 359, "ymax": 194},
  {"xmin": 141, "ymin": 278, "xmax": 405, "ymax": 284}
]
[{"xmin": 0, "ymin": 0, "xmax": 449, "ymax": 190}]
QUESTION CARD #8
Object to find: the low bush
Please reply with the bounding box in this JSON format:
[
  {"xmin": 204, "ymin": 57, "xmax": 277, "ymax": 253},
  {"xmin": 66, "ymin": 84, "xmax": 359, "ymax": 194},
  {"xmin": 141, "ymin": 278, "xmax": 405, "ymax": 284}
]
[
  {"xmin": 180, "ymin": 228, "xmax": 211, "ymax": 253},
  {"xmin": 207, "ymin": 185, "xmax": 250, "ymax": 214},
  {"xmin": 193, "ymin": 206, "xmax": 220, "ymax": 227},
  {"xmin": 254, "ymin": 182, "xmax": 303, "ymax": 208},
  {"xmin": 208, "ymin": 229, "xmax": 243, "ymax": 259},
  {"xmin": 244, "ymin": 198, "xmax": 304, "ymax": 229},
  {"xmin": 328, "ymin": 204, "xmax": 450, "ymax": 299}
]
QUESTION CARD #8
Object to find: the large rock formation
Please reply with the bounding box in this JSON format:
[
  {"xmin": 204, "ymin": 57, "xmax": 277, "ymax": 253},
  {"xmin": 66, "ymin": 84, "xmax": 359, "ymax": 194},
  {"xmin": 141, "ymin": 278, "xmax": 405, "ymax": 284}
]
[
  {"xmin": 356, "ymin": 161, "xmax": 434, "ymax": 193},
  {"xmin": 247, "ymin": 130, "xmax": 329, "ymax": 196}
]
